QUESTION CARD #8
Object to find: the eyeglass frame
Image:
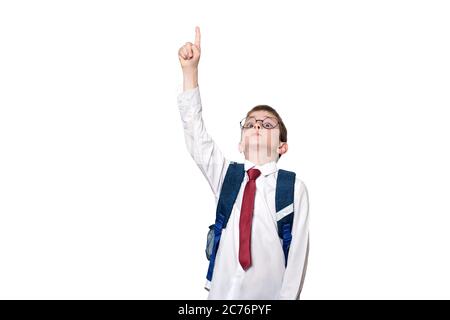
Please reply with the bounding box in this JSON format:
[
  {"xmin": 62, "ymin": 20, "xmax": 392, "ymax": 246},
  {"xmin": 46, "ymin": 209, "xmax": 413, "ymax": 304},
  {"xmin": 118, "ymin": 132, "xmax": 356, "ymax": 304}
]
[{"xmin": 239, "ymin": 116, "xmax": 280, "ymax": 130}]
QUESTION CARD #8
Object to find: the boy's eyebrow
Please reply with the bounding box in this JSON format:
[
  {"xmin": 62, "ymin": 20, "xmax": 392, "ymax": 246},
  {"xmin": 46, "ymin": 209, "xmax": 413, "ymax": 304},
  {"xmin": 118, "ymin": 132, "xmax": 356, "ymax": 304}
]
[{"xmin": 246, "ymin": 115, "xmax": 276, "ymax": 119}]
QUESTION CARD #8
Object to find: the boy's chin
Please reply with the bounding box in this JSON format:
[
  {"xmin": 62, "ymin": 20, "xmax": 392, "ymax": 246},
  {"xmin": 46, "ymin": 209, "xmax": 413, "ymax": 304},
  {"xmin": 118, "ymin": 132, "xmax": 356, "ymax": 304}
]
[{"xmin": 244, "ymin": 146, "xmax": 278, "ymax": 156}]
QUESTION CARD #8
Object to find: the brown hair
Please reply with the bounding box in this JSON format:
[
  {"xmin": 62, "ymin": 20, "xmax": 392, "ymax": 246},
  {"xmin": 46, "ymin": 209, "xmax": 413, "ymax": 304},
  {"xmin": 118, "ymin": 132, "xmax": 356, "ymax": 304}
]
[{"xmin": 245, "ymin": 105, "xmax": 287, "ymax": 159}]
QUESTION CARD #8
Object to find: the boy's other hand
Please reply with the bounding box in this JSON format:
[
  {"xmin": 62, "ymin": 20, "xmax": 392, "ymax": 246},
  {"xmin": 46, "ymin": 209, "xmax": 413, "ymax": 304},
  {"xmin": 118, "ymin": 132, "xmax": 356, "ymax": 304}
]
[{"xmin": 178, "ymin": 26, "xmax": 201, "ymax": 71}]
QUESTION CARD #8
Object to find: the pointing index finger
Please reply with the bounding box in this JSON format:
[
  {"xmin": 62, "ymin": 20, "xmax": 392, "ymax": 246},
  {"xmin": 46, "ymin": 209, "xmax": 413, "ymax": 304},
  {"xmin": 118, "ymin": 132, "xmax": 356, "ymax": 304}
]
[{"xmin": 195, "ymin": 26, "xmax": 201, "ymax": 48}]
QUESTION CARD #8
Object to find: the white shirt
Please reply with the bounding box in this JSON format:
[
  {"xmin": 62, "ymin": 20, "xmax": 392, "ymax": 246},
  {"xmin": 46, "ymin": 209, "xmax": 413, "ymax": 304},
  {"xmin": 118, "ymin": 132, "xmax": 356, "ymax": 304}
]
[{"xmin": 177, "ymin": 86, "xmax": 310, "ymax": 300}]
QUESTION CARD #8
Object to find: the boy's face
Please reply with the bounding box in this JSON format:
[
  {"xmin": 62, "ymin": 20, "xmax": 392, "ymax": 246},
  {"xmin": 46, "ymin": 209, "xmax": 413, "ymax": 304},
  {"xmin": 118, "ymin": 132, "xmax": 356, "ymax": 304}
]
[{"xmin": 238, "ymin": 110, "xmax": 288, "ymax": 164}]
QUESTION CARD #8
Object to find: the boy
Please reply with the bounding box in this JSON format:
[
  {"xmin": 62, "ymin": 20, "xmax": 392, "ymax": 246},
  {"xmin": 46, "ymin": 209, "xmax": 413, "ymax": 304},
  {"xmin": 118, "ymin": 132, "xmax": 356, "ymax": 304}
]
[{"xmin": 177, "ymin": 26, "xmax": 309, "ymax": 300}]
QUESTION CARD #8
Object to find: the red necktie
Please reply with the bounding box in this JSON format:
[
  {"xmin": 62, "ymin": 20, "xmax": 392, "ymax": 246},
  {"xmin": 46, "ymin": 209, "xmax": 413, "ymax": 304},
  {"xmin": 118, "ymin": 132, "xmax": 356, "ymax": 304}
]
[{"xmin": 239, "ymin": 168, "xmax": 261, "ymax": 271}]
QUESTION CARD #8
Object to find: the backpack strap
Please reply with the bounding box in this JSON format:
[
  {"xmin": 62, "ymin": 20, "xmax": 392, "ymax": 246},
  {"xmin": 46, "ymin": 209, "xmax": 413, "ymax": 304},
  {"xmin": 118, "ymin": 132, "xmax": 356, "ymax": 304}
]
[
  {"xmin": 206, "ymin": 161, "xmax": 245, "ymax": 282},
  {"xmin": 275, "ymin": 169, "xmax": 296, "ymax": 267}
]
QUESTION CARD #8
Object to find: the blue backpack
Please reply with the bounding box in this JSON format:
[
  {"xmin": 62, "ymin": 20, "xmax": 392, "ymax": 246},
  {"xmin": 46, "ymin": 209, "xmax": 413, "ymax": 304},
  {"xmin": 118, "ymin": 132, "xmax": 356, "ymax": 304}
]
[{"xmin": 205, "ymin": 161, "xmax": 296, "ymax": 283}]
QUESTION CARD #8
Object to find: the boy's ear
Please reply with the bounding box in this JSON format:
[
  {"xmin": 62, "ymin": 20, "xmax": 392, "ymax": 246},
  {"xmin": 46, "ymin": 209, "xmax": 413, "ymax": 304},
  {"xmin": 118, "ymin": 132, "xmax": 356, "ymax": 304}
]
[{"xmin": 278, "ymin": 142, "xmax": 288, "ymax": 156}]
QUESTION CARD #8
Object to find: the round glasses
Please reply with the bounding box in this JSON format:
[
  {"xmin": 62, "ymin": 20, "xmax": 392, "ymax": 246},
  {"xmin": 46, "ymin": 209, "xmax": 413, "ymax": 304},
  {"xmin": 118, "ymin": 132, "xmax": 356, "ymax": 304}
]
[{"xmin": 240, "ymin": 116, "xmax": 279, "ymax": 130}]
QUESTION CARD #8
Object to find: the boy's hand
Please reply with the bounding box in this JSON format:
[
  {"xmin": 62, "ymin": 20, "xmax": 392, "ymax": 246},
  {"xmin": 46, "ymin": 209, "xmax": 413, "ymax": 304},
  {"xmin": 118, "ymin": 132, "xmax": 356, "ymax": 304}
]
[{"xmin": 178, "ymin": 26, "xmax": 201, "ymax": 71}]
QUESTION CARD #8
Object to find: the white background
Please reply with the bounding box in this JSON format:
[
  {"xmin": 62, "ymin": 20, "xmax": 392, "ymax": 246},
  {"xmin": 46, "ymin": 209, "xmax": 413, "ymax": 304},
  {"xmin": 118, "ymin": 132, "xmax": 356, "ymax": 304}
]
[{"xmin": 1, "ymin": 1, "xmax": 449, "ymax": 299}]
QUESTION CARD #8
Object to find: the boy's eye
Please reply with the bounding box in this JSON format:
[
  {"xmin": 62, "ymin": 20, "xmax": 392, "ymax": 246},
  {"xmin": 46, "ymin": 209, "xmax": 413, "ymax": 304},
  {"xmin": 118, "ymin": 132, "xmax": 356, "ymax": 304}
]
[{"xmin": 263, "ymin": 123, "xmax": 274, "ymax": 129}]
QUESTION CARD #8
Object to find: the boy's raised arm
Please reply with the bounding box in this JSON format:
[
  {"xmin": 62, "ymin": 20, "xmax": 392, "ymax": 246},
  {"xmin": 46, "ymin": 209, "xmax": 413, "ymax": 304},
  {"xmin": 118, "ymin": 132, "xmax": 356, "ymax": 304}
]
[{"xmin": 177, "ymin": 27, "xmax": 229, "ymax": 198}]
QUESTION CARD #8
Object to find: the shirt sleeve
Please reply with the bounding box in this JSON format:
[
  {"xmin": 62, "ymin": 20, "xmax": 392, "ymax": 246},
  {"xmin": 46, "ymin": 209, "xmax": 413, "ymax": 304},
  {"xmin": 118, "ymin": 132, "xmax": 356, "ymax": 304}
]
[
  {"xmin": 278, "ymin": 179, "xmax": 310, "ymax": 300},
  {"xmin": 177, "ymin": 86, "xmax": 230, "ymax": 198}
]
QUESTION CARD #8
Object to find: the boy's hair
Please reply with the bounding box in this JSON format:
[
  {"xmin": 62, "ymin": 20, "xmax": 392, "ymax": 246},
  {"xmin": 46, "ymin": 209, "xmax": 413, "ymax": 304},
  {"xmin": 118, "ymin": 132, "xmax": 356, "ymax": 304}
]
[{"xmin": 245, "ymin": 105, "xmax": 287, "ymax": 159}]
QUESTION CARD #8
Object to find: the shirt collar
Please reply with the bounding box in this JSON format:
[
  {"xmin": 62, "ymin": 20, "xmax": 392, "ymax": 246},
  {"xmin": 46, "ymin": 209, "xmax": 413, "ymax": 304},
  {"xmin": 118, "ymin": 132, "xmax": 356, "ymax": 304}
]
[{"xmin": 244, "ymin": 159, "xmax": 278, "ymax": 177}]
